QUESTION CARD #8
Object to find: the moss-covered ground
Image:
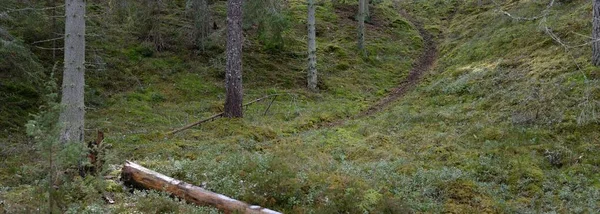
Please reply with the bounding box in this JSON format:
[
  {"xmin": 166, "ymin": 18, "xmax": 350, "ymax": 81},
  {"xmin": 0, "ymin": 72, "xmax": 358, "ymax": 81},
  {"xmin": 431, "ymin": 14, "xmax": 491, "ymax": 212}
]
[{"xmin": 1, "ymin": 0, "xmax": 600, "ymax": 213}]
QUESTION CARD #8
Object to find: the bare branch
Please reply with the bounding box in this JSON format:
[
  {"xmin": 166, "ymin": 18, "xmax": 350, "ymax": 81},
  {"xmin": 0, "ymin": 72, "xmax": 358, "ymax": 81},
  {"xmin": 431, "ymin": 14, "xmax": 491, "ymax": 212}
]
[
  {"xmin": 168, "ymin": 94, "xmax": 286, "ymax": 135},
  {"xmin": 31, "ymin": 37, "xmax": 64, "ymax": 45},
  {"xmin": 492, "ymin": 0, "xmax": 555, "ymax": 21},
  {"xmin": 0, "ymin": 5, "xmax": 64, "ymax": 14},
  {"xmin": 32, "ymin": 46, "xmax": 64, "ymax": 50}
]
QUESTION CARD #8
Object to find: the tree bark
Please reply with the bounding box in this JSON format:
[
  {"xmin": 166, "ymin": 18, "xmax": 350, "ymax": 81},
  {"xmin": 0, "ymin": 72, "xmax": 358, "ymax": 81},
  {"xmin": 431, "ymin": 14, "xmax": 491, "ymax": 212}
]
[
  {"xmin": 121, "ymin": 161, "xmax": 281, "ymax": 214},
  {"xmin": 357, "ymin": 0, "xmax": 366, "ymax": 54},
  {"xmin": 59, "ymin": 0, "xmax": 86, "ymax": 145},
  {"xmin": 224, "ymin": 0, "xmax": 244, "ymax": 118},
  {"xmin": 307, "ymin": 0, "xmax": 318, "ymax": 91},
  {"xmin": 593, "ymin": 0, "xmax": 600, "ymax": 66}
]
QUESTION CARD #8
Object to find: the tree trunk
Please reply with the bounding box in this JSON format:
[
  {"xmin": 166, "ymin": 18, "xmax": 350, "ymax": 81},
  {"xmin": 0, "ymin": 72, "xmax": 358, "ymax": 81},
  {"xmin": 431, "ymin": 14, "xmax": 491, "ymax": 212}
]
[
  {"xmin": 121, "ymin": 161, "xmax": 281, "ymax": 214},
  {"xmin": 59, "ymin": 0, "xmax": 86, "ymax": 145},
  {"xmin": 364, "ymin": 0, "xmax": 370, "ymax": 21},
  {"xmin": 357, "ymin": 0, "xmax": 366, "ymax": 54},
  {"xmin": 593, "ymin": 0, "xmax": 600, "ymax": 66},
  {"xmin": 224, "ymin": 0, "xmax": 244, "ymax": 118},
  {"xmin": 307, "ymin": 0, "xmax": 318, "ymax": 91}
]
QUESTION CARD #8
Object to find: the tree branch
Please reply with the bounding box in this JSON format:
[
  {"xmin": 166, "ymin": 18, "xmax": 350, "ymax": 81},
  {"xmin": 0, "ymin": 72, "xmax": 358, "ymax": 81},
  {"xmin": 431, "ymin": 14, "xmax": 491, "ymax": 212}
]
[{"xmin": 168, "ymin": 94, "xmax": 283, "ymax": 135}]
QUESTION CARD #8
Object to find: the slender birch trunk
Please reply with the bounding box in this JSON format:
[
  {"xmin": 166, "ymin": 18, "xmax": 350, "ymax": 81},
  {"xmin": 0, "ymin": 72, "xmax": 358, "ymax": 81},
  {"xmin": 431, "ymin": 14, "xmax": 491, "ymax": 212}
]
[
  {"xmin": 307, "ymin": 0, "xmax": 318, "ymax": 91},
  {"xmin": 593, "ymin": 0, "xmax": 600, "ymax": 66},
  {"xmin": 357, "ymin": 0, "xmax": 366, "ymax": 54},
  {"xmin": 59, "ymin": 0, "xmax": 86, "ymax": 145},
  {"xmin": 224, "ymin": 0, "xmax": 244, "ymax": 118}
]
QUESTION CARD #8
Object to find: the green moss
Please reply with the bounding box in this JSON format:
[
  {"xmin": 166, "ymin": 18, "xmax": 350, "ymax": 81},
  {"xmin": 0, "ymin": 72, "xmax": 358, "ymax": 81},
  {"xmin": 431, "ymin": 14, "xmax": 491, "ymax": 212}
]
[
  {"xmin": 507, "ymin": 161, "xmax": 545, "ymax": 197},
  {"xmin": 4, "ymin": 0, "xmax": 600, "ymax": 213},
  {"xmin": 441, "ymin": 180, "xmax": 494, "ymax": 213},
  {"xmin": 105, "ymin": 180, "xmax": 123, "ymax": 193}
]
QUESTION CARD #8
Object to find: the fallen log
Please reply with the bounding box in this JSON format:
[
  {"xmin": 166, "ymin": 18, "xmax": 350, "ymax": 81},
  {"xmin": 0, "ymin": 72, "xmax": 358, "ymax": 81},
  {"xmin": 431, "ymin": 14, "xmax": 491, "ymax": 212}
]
[{"xmin": 121, "ymin": 161, "xmax": 281, "ymax": 214}]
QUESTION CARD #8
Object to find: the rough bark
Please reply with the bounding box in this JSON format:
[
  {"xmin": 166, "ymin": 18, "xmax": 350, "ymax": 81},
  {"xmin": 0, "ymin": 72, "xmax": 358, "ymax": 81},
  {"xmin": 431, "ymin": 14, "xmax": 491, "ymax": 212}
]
[
  {"xmin": 357, "ymin": 0, "xmax": 366, "ymax": 54},
  {"xmin": 307, "ymin": 0, "xmax": 318, "ymax": 91},
  {"xmin": 593, "ymin": 0, "xmax": 600, "ymax": 66},
  {"xmin": 224, "ymin": 0, "xmax": 244, "ymax": 118},
  {"xmin": 59, "ymin": 0, "xmax": 86, "ymax": 145},
  {"xmin": 121, "ymin": 161, "xmax": 281, "ymax": 214}
]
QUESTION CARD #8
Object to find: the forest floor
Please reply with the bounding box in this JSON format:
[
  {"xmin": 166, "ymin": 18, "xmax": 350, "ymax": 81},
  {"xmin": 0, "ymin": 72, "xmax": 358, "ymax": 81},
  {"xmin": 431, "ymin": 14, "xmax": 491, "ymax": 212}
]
[
  {"xmin": 359, "ymin": 10, "xmax": 437, "ymax": 117},
  {"xmin": 324, "ymin": 9, "xmax": 438, "ymax": 130},
  {"xmin": 2, "ymin": 0, "xmax": 600, "ymax": 213}
]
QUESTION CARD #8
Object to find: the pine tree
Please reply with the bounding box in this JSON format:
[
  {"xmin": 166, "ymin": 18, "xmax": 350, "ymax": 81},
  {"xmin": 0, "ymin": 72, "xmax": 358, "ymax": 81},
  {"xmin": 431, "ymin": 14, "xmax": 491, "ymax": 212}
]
[
  {"xmin": 243, "ymin": 0, "xmax": 288, "ymax": 50},
  {"xmin": 188, "ymin": 0, "xmax": 211, "ymax": 51},
  {"xmin": 59, "ymin": 0, "xmax": 86, "ymax": 145},
  {"xmin": 224, "ymin": 0, "xmax": 244, "ymax": 118}
]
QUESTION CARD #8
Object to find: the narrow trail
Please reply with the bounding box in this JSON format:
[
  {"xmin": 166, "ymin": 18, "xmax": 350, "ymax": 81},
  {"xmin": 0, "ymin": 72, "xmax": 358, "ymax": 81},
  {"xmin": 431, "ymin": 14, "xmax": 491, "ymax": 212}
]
[
  {"xmin": 359, "ymin": 10, "xmax": 437, "ymax": 116},
  {"xmin": 321, "ymin": 10, "xmax": 438, "ymax": 128}
]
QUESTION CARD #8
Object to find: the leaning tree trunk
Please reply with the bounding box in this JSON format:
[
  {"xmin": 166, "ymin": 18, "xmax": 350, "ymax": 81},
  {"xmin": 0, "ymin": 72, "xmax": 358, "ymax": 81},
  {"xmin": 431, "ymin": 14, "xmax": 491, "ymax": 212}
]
[
  {"xmin": 593, "ymin": 0, "xmax": 600, "ymax": 66},
  {"xmin": 224, "ymin": 0, "xmax": 244, "ymax": 118},
  {"xmin": 307, "ymin": 0, "xmax": 318, "ymax": 91},
  {"xmin": 59, "ymin": 0, "xmax": 86, "ymax": 145},
  {"xmin": 357, "ymin": 0, "xmax": 366, "ymax": 54}
]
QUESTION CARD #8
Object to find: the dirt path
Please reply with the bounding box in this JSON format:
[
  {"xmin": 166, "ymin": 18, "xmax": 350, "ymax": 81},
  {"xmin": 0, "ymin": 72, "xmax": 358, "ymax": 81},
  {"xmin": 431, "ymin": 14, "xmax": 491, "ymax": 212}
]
[
  {"xmin": 321, "ymin": 10, "xmax": 438, "ymax": 127},
  {"xmin": 359, "ymin": 10, "xmax": 437, "ymax": 116}
]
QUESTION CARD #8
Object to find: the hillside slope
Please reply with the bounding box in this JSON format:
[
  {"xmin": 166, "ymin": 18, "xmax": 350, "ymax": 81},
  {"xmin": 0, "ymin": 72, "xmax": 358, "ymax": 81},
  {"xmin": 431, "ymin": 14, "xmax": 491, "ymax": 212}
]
[
  {"xmin": 1, "ymin": 0, "xmax": 599, "ymax": 213},
  {"xmin": 1, "ymin": 0, "xmax": 423, "ymax": 213}
]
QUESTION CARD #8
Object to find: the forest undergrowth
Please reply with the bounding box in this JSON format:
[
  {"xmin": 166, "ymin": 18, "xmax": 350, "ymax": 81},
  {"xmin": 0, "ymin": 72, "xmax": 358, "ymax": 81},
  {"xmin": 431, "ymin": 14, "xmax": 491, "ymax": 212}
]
[{"xmin": 1, "ymin": 0, "xmax": 600, "ymax": 213}]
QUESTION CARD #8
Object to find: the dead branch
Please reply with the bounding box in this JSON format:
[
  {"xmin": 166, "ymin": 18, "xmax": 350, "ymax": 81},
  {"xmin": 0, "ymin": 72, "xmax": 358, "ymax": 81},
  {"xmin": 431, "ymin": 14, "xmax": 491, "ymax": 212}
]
[
  {"xmin": 492, "ymin": 0, "xmax": 555, "ymax": 21},
  {"xmin": 0, "ymin": 5, "xmax": 64, "ymax": 14},
  {"xmin": 263, "ymin": 95, "xmax": 278, "ymax": 116},
  {"xmin": 31, "ymin": 36, "xmax": 64, "ymax": 45},
  {"xmin": 168, "ymin": 94, "xmax": 281, "ymax": 135},
  {"xmin": 167, "ymin": 112, "xmax": 224, "ymax": 135}
]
